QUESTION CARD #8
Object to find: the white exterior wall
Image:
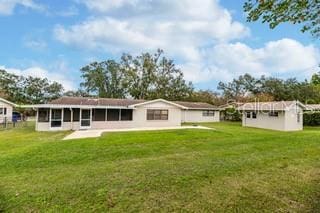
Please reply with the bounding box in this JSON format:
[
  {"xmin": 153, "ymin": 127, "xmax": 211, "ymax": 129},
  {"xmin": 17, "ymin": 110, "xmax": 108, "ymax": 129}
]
[
  {"xmin": 181, "ymin": 110, "xmax": 220, "ymax": 123},
  {"xmin": 242, "ymin": 111, "xmax": 285, "ymax": 131},
  {"xmin": 0, "ymin": 100, "xmax": 13, "ymax": 123},
  {"xmin": 242, "ymin": 105, "xmax": 303, "ymax": 131},
  {"xmin": 284, "ymin": 107, "xmax": 303, "ymax": 131}
]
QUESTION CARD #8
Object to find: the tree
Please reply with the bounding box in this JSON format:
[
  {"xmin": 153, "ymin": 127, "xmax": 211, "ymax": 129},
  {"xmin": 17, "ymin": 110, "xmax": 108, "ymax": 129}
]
[
  {"xmin": 189, "ymin": 90, "xmax": 221, "ymax": 105},
  {"xmin": 0, "ymin": 69, "xmax": 64, "ymax": 104},
  {"xmin": 81, "ymin": 50, "xmax": 194, "ymax": 100},
  {"xmin": 311, "ymin": 71, "xmax": 320, "ymax": 85},
  {"xmin": 80, "ymin": 60, "xmax": 126, "ymax": 98},
  {"xmin": 217, "ymin": 74, "xmax": 260, "ymax": 100},
  {"xmin": 244, "ymin": 0, "xmax": 320, "ymax": 38}
]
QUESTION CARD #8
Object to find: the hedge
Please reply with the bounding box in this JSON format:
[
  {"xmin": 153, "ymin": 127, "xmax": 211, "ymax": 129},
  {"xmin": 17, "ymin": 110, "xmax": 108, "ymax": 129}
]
[{"xmin": 303, "ymin": 112, "xmax": 320, "ymax": 126}]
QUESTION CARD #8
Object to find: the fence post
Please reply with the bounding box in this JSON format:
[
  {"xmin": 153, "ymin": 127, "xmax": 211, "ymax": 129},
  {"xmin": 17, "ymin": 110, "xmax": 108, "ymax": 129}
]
[{"xmin": 4, "ymin": 117, "xmax": 7, "ymax": 129}]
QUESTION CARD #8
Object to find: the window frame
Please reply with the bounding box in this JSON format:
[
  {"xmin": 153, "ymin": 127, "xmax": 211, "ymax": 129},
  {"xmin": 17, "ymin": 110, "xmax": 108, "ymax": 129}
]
[
  {"xmin": 246, "ymin": 111, "xmax": 251, "ymax": 118},
  {"xmin": 252, "ymin": 111, "xmax": 257, "ymax": 119},
  {"xmin": 202, "ymin": 110, "xmax": 215, "ymax": 117},
  {"xmin": 147, "ymin": 109, "xmax": 169, "ymax": 121},
  {"xmin": 268, "ymin": 111, "xmax": 279, "ymax": 117}
]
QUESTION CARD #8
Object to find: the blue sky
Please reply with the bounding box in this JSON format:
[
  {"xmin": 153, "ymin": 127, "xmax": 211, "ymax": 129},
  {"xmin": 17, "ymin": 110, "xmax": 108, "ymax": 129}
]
[{"xmin": 0, "ymin": 0, "xmax": 319, "ymax": 91}]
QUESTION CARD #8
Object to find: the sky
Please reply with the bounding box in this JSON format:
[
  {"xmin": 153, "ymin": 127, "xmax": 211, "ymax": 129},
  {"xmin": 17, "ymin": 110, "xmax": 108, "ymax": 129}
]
[{"xmin": 0, "ymin": 0, "xmax": 319, "ymax": 91}]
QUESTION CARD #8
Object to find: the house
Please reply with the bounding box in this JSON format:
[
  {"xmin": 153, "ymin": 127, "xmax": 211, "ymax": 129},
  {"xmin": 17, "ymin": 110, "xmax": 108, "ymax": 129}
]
[
  {"xmin": 0, "ymin": 97, "xmax": 17, "ymax": 123},
  {"xmin": 30, "ymin": 97, "xmax": 220, "ymax": 131},
  {"xmin": 237, "ymin": 101, "xmax": 305, "ymax": 131}
]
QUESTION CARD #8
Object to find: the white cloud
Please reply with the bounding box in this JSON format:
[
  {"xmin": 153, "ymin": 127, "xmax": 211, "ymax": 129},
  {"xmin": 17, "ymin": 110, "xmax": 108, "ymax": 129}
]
[
  {"xmin": 23, "ymin": 39, "xmax": 47, "ymax": 50},
  {"xmin": 0, "ymin": 65, "xmax": 76, "ymax": 91},
  {"xmin": 0, "ymin": 0, "xmax": 45, "ymax": 15},
  {"xmin": 55, "ymin": 0, "xmax": 319, "ymax": 85},
  {"xmin": 55, "ymin": 0, "xmax": 250, "ymax": 62},
  {"xmin": 206, "ymin": 38, "xmax": 320, "ymax": 80}
]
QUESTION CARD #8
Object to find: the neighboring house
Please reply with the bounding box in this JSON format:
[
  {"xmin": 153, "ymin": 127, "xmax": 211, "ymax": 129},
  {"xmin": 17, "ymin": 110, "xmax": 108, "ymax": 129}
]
[
  {"xmin": 30, "ymin": 97, "xmax": 220, "ymax": 131},
  {"xmin": 0, "ymin": 97, "xmax": 16, "ymax": 123},
  {"xmin": 238, "ymin": 101, "xmax": 305, "ymax": 131}
]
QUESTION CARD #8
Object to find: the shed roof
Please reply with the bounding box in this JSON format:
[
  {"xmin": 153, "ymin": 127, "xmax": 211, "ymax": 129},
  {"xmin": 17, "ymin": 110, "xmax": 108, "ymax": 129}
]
[
  {"xmin": 305, "ymin": 104, "xmax": 320, "ymax": 110},
  {"xmin": 237, "ymin": 101, "xmax": 305, "ymax": 111}
]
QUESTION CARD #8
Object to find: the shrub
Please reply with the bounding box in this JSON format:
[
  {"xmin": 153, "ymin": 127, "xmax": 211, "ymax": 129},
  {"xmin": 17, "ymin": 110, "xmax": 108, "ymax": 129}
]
[{"xmin": 303, "ymin": 112, "xmax": 320, "ymax": 126}]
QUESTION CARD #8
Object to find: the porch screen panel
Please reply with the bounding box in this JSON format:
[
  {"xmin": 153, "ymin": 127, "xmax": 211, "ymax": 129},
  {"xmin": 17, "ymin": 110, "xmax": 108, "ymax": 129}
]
[
  {"xmin": 72, "ymin": 108, "xmax": 80, "ymax": 121},
  {"xmin": 38, "ymin": 108, "xmax": 49, "ymax": 122},
  {"xmin": 93, "ymin": 109, "xmax": 106, "ymax": 121},
  {"xmin": 107, "ymin": 109, "xmax": 120, "ymax": 121},
  {"xmin": 63, "ymin": 108, "xmax": 71, "ymax": 122},
  {"xmin": 121, "ymin": 109, "xmax": 133, "ymax": 121},
  {"xmin": 51, "ymin": 109, "xmax": 62, "ymax": 127}
]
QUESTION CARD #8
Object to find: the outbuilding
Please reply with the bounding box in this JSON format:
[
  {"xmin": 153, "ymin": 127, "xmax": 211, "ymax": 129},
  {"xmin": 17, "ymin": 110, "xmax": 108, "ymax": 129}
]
[
  {"xmin": 238, "ymin": 101, "xmax": 305, "ymax": 131},
  {"xmin": 30, "ymin": 97, "xmax": 220, "ymax": 131},
  {"xmin": 0, "ymin": 97, "xmax": 16, "ymax": 123}
]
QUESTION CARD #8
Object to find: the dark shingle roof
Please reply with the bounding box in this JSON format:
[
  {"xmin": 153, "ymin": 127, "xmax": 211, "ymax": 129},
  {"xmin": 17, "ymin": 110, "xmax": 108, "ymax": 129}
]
[
  {"xmin": 48, "ymin": 97, "xmax": 218, "ymax": 109},
  {"xmin": 49, "ymin": 97, "xmax": 145, "ymax": 107},
  {"xmin": 173, "ymin": 101, "xmax": 218, "ymax": 109}
]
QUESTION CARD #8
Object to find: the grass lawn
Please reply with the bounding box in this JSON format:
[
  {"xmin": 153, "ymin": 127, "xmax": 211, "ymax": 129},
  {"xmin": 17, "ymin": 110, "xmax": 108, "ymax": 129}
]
[{"xmin": 1, "ymin": 122, "xmax": 320, "ymax": 212}]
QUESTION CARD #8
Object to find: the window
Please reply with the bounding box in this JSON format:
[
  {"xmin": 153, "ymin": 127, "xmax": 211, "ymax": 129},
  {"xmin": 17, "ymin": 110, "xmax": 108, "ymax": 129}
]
[
  {"xmin": 269, "ymin": 111, "xmax": 279, "ymax": 117},
  {"xmin": 38, "ymin": 108, "xmax": 49, "ymax": 122},
  {"xmin": 203, "ymin": 110, "xmax": 215, "ymax": 117},
  {"xmin": 246, "ymin": 112, "xmax": 251, "ymax": 118},
  {"xmin": 51, "ymin": 109, "xmax": 62, "ymax": 127},
  {"xmin": 297, "ymin": 113, "xmax": 300, "ymax": 123},
  {"xmin": 107, "ymin": 109, "xmax": 120, "ymax": 121},
  {"xmin": 252, "ymin": 112, "xmax": 257, "ymax": 119},
  {"xmin": 4, "ymin": 108, "xmax": 6, "ymax": 115},
  {"xmin": 63, "ymin": 108, "xmax": 71, "ymax": 122},
  {"xmin": 121, "ymin": 109, "xmax": 133, "ymax": 121},
  {"xmin": 93, "ymin": 109, "xmax": 106, "ymax": 121},
  {"xmin": 73, "ymin": 108, "xmax": 80, "ymax": 122},
  {"xmin": 147, "ymin": 109, "xmax": 168, "ymax": 120}
]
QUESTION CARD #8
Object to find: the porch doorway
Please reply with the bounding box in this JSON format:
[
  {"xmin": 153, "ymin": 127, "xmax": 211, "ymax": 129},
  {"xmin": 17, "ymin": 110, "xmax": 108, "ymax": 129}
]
[{"xmin": 80, "ymin": 109, "xmax": 91, "ymax": 129}]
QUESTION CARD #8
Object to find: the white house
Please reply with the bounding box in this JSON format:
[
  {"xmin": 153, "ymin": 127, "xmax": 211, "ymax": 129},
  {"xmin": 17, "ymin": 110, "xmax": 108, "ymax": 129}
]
[
  {"xmin": 0, "ymin": 97, "xmax": 16, "ymax": 123},
  {"xmin": 238, "ymin": 101, "xmax": 305, "ymax": 131},
  {"xmin": 29, "ymin": 97, "xmax": 220, "ymax": 131}
]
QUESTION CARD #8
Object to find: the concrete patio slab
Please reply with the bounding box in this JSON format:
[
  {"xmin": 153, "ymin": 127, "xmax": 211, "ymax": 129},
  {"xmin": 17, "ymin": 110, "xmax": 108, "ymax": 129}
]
[{"xmin": 63, "ymin": 126, "xmax": 214, "ymax": 140}]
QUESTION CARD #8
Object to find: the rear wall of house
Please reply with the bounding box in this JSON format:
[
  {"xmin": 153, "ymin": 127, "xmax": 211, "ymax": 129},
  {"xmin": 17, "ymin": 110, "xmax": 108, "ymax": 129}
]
[
  {"xmin": 36, "ymin": 101, "xmax": 182, "ymax": 131},
  {"xmin": 181, "ymin": 110, "xmax": 220, "ymax": 123}
]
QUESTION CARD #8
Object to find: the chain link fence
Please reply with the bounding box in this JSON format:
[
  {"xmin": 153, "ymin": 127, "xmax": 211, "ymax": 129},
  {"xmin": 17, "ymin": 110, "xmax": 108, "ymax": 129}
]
[{"xmin": 0, "ymin": 116, "xmax": 28, "ymax": 130}]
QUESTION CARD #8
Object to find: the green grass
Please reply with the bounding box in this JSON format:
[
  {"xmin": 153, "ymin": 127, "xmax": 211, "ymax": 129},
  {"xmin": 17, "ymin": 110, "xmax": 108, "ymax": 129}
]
[{"xmin": 1, "ymin": 122, "xmax": 320, "ymax": 212}]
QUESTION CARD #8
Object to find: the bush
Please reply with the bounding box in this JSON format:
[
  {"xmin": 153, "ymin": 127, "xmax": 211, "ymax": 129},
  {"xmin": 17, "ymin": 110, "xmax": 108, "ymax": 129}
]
[
  {"xmin": 223, "ymin": 108, "xmax": 242, "ymax": 121},
  {"xmin": 303, "ymin": 112, "xmax": 320, "ymax": 126}
]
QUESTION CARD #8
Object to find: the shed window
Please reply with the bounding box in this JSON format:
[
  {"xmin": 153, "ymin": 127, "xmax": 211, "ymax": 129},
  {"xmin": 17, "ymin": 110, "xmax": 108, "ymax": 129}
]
[
  {"xmin": 269, "ymin": 111, "xmax": 279, "ymax": 117},
  {"xmin": 252, "ymin": 112, "xmax": 257, "ymax": 119},
  {"xmin": 63, "ymin": 108, "xmax": 71, "ymax": 122},
  {"xmin": 107, "ymin": 109, "xmax": 120, "ymax": 121},
  {"xmin": 147, "ymin": 110, "xmax": 168, "ymax": 120},
  {"xmin": 4, "ymin": 108, "xmax": 6, "ymax": 115},
  {"xmin": 73, "ymin": 108, "xmax": 80, "ymax": 122},
  {"xmin": 93, "ymin": 109, "xmax": 106, "ymax": 121},
  {"xmin": 38, "ymin": 108, "xmax": 49, "ymax": 122},
  {"xmin": 203, "ymin": 110, "xmax": 215, "ymax": 116},
  {"xmin": 246, "ymin": 112, "xmax": 251, "ymax": 118},
  {"xmin": 121, "ymin": 109, "xmax": 133, "ymax": 121}
]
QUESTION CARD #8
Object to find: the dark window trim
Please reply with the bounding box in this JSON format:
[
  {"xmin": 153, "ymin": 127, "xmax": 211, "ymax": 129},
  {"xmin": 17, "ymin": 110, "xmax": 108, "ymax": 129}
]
[
  {"xmin": 268, "ymin": 111, "xmax": 279, "ymax": 117},
  {"xmin": 203, "ymin": 110, "xmax": 215, "ymax": 117},
  {"xmin": 147, "ymin": 109, "xmax": 169, "ymax": 121}
]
